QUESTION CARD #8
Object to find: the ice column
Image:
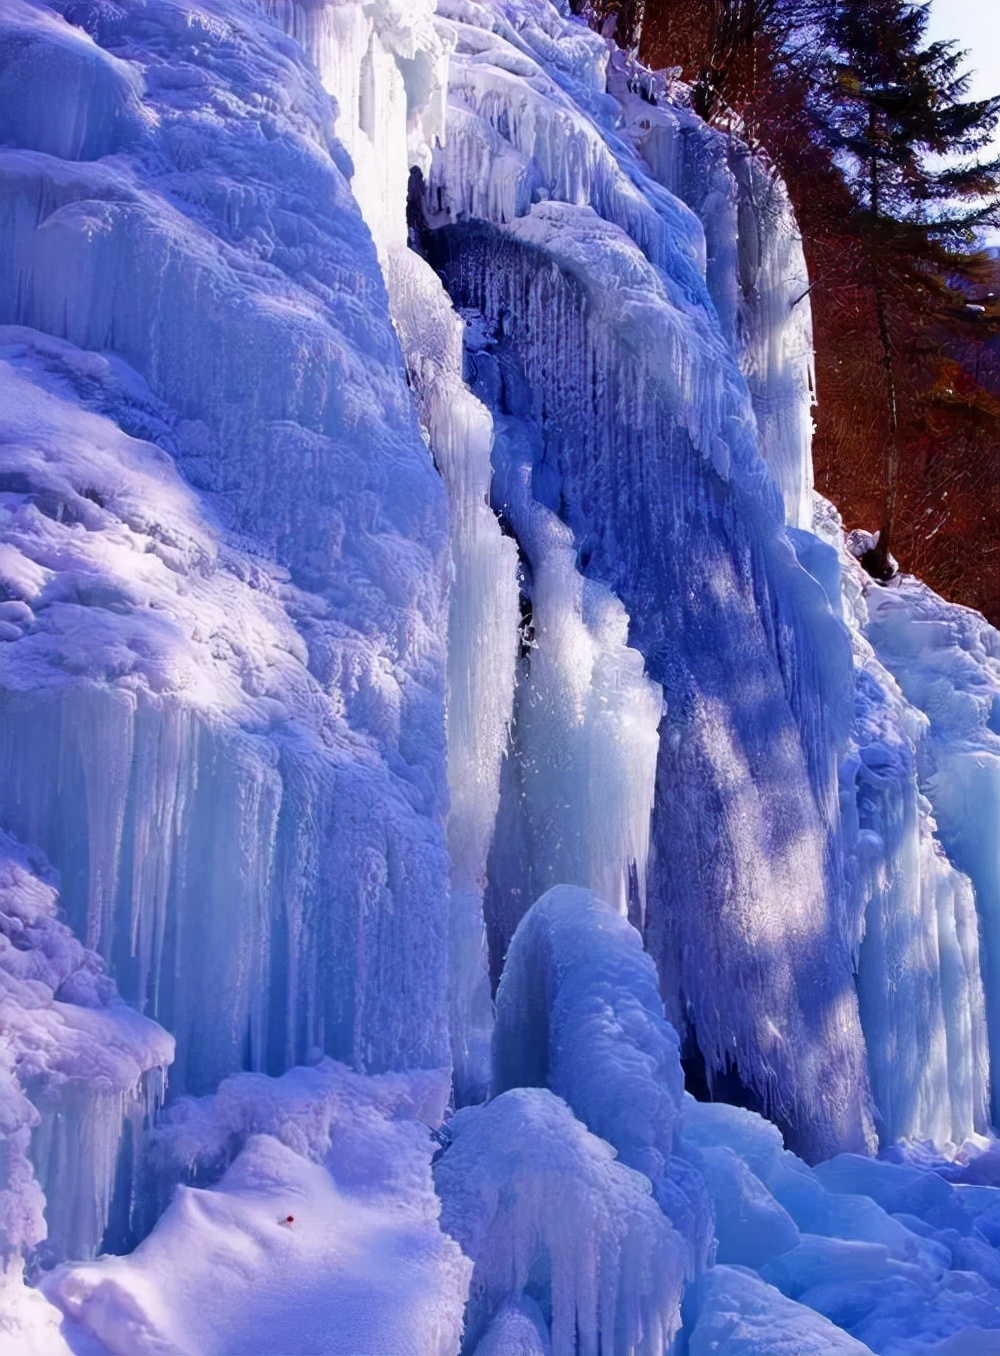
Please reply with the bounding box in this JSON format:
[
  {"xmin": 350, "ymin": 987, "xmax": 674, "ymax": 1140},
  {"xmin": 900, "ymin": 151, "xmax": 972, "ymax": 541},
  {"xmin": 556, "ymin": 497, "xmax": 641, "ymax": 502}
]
[
  {"xmin": 265, "ymin": 0, "xmax": 521, "ymax": 1100},
  {"xmin": 611, "ymin": 57, "xmax": 816, "ymax": 529},
  {"xmin": 473, "ymin": 377, "xmax": 663, "ymax": 967},
  {"xmin": 813, "ymin": 501, "xmax": 991, "ymax": 1146}
]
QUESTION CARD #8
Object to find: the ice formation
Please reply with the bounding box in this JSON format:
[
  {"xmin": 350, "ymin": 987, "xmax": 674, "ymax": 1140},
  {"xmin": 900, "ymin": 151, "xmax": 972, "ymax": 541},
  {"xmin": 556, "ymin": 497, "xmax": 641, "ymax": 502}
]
[
  {"xmin": 0, "ymin": 0, "xmax": 456, "ymax": 1102},
  {"xmin": 418, "ymin": 0, "xmax": 871, "ymax": 1157},
  {"xmin": 0, "ymin": 833, "xmax": 172, "ymax": 1268},
  {"xmin": 435, "ymin": 1086, "xmax": 685, "ymax": 1356},
  {"xmin": 0, "ymin": 0, "xmax": 999, "ymax": 1351}
]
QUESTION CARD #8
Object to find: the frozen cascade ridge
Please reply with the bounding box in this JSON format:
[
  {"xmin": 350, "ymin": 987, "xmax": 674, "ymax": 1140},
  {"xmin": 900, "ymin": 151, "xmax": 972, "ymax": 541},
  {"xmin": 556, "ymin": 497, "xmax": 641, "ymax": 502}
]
[{"xmin": 0, "ymin": 0, "xmax": 999, "ymax": 1351}]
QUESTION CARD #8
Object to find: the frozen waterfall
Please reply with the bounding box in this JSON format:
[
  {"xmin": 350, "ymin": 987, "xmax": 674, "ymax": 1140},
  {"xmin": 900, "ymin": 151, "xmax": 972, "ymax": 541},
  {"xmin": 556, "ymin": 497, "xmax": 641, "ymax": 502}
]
[{"xmin": 0, "ymin": 0, "xmax": 998, "ymax": 1352}]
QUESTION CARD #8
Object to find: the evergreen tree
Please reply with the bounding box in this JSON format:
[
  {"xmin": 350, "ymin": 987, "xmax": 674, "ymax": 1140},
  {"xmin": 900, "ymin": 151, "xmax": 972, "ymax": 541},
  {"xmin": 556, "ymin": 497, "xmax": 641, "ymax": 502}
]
[{"xmin": 815, "ymin": 0, "xmax": 1000, "ymax": 577}]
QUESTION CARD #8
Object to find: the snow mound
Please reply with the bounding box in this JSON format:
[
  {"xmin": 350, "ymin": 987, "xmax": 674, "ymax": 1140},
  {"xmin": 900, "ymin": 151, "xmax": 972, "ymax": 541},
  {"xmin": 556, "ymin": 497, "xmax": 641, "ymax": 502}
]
[
  {"xmin": 492, "ymin": 885, "xmax": 711, "ymax": 1265},
  {"xmin": 42, "ymin": 1063, "xmax": 470, "ymax": 1356}
]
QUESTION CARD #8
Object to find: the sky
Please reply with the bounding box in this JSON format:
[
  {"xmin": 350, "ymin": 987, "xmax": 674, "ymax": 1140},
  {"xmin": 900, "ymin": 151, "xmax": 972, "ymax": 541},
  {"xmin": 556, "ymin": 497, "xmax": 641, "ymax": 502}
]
[
  {"xmin": 925, "ymin": 0, "xmax": 1000, "ymax": 239},
  {"xmin": 925, "ymin": 0, "xmax": 1000, "ymax": 85},
  {"xmin": 925, "ymin": 0, "xmax": 1000, "ymax": 142}
]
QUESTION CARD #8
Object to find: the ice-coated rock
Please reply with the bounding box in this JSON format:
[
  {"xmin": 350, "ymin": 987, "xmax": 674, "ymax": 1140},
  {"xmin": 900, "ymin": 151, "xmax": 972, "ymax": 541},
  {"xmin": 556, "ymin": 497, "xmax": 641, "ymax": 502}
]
[{"xmin": 686, "ymin": 1264, "xmax": 876, "ymax": 1355}]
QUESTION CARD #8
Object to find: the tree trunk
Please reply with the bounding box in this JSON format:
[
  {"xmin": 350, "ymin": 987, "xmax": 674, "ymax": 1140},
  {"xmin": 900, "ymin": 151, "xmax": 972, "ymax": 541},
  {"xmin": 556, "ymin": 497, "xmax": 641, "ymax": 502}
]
[
  {"xmin": 617, "ymin": 0, "xmax": 646, "ymax": 51},
  {"xmin": 861, "ymin": 115, "xmax": 900, "ymax": 582},
  {"xmin": 866, "ymin": 284, "xmax": 901, "ymax": 579}
]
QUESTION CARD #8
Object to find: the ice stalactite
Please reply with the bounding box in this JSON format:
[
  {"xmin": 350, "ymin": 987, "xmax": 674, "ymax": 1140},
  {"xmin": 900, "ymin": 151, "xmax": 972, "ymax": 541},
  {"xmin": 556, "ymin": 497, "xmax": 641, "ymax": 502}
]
[
  {"xmin": 0, "ymin": 832, "xmax": 172, "ymax": 1269},
  {"xmin": 847, "ymin": 661, "xmax": 990, "ymax": 1148},
  {"xmin": 273, "ymin": 0, "xmax": 664, "ymax": 1051},
  {"xmin": 263, "ymin": 0, "xmax": 522, "ymax": 1101},
  {"xmin": 434, "ymin": 9, "xmax": 815, "ymax": 528},
  {"xmin": 795, "ymin": 502, "xmax": 993, "ymax": 1149},
  {"xmin": 611, "ymin": 55, "xmax": 816, "ymax": 529},
  {"xmin": 832, "ymin": 515, "xmax": 1000, "ymax": 1131},
  {"xmin": 484, "ymin": 550, "xmax": 661, "ymax": 944},
  {"xmin": 0, "ymin": 0, "xmax": 455, "ymax": 1101}
]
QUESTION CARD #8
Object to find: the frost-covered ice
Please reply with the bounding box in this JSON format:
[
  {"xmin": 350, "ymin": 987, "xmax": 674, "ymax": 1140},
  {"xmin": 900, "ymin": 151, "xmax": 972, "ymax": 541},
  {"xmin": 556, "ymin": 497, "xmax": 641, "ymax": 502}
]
[
  {"xmin": 0, "ymin": 831, "xmax": 170, "ymax": 1353},
  {"xmin": 681, "ymin": 1096, "xmax": 1000, "ymax": 1354},
  {"xmin": 0, "ymin": 330, "xmax": 449, "ymax": 1100}
]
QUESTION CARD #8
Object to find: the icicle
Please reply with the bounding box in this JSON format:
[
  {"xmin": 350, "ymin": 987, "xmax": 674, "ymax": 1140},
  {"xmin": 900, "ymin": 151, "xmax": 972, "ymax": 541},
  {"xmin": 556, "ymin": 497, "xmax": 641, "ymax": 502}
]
[
  {"xmin": 436, "ymin": 1087, "xmax": 686, "ymax": 1356},
  {"xmin": 0, "ymin": 832, "xmax": 173, "ymax": 1265},
  {"xmin": 265, "ymin": 0, "xmax": 522, "ymax": 1100}
]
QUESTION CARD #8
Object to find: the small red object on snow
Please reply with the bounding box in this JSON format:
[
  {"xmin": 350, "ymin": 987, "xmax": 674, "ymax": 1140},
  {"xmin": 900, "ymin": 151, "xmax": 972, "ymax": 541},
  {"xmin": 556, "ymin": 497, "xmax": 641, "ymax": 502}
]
[{"xmin": 279, "ymin": 1214, "xmax": 295, "ymax": 1227}]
